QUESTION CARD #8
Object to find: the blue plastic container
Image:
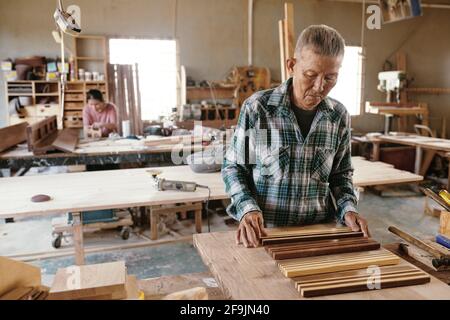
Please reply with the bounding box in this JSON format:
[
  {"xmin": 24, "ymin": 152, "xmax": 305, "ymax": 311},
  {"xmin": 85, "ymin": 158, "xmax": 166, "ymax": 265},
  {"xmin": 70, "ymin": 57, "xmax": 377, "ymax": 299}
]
[{"xmin": 68, "ymin": 209, "xmax": 117, "ymax": 225}]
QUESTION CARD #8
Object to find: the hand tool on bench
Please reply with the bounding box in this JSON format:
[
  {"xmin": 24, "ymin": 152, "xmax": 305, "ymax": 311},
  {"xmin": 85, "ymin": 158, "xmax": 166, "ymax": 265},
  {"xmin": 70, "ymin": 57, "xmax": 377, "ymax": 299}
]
[{"xmin": 388, "ymin": 226, "xmax": 450, "ymax": 268}]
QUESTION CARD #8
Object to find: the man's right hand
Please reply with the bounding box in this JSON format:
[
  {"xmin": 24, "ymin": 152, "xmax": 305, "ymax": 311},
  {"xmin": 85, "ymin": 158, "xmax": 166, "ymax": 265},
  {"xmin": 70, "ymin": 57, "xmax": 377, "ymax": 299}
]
[{"xmin": 236, "ymin": 211, "xmax": 268, "ymax": 248}]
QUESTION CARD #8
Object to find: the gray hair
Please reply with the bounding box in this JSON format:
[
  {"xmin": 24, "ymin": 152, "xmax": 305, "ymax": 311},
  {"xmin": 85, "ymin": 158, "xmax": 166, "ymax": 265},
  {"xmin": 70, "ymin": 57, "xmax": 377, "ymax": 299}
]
[{"xmin": 295, "ymin": 24, "xmax": 345, "ymax": 57}]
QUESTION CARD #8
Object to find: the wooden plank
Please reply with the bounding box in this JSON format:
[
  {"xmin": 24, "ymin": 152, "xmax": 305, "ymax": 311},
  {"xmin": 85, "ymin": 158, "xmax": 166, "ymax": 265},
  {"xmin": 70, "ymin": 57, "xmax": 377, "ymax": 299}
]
[
  {"xmin": 144, "ymin": 135, "xmax": 208, "ymax": 147},
  {"xmin": 266, "ymin": 237, "xmax": 380, "ymax": 260},
  {"xmin": 52, "ymin": 129, "xmax": 79, "ymax": 153},
  {"xmin": 406, "ymin": 87, "xmax": 450, "ymax": 94},
  {"xmin": 193, "ymin": 230, "xmax": 450, "ymax": 299},
  {"xmin": 379, "ymin": 134, "xmax": 450, "ymax": 153},
  {"xmin": 48, "ymin": 261, "xmax": 127, "ymax": 300},
  {"xmin": 284, "ymin": 3, "xmax": 295, "ymax": 60},
  {"xmin": 440, "ymin": 211, "xmax": 450, "ymax": 238},
  {"xmin": 0, "ymin": 166, "xmax": 226, "ymax": 219},
  {"xmin": 263, "ymin": 226, "xmax": 352, "ymax": 238},
  {"xmin": 138, "ymin": 272, "xmax": 225, "ymax": 300},
  {"xmin": 72, "ymin": 212, "xmax": 85, "ymax": 265},
  {"xmin": 296, "ymin": 265, "xmax": 430, "ymax": 298},
  {"xmin": 0, "ymin": 158, "xmax": 423, "ymax": 220},
  {"xmin": 0, "ymin": 122, "xmax": 28, "ymax": 152},
  {"xmin": 278, "ymin": 249, "xmax": 401, "ymax": 278},
  {"xmin": 0, "ymin": 257, "xmax": 41, "ymax": 297},
  {"xmin": 124, "ymin": 275, "xmax": 140, "ymax": 300},
  {"xmin": 279, "ymin": 20, "xmax": 286, "ymax": 82},
  {"xmin": 262, "ymin": 231, "xmax": 364, "ymax": 246}
]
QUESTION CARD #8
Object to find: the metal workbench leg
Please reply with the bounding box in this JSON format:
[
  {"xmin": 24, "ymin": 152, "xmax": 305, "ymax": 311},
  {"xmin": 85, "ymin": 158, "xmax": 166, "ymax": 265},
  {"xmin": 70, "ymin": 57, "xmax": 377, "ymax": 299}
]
[
  {"xmin": 415, "ymin": 146, "xmax": 422, "ymax": 175},
  {"xmin": 72, "ymin": 212, "xmax": 85, "ymax": 265}
]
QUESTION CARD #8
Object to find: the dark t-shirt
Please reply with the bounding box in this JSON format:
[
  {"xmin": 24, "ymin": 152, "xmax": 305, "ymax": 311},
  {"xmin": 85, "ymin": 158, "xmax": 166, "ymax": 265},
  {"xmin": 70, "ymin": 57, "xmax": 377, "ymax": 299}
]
[{"xmin": 291, "ymin": 104, "xmax": 318, "ymax": 139}]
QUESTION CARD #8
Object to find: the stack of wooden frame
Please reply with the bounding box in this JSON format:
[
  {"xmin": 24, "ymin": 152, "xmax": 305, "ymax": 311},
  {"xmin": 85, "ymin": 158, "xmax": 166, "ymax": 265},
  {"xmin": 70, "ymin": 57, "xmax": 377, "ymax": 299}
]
[{"xmin": 262, "ymin": 226, "xmax": 431, "ymax": 297}]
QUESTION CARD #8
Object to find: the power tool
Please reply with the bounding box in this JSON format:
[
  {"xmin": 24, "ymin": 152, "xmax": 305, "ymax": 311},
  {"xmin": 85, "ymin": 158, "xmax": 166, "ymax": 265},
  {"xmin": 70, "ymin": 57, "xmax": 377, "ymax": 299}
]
[
  {"xmin": 147, "ymin": 170, "xmax": 200, "ymax": 192},
  {"xmin": 147, "ymin": 170, "xmax": 213, "ymax": 232}
]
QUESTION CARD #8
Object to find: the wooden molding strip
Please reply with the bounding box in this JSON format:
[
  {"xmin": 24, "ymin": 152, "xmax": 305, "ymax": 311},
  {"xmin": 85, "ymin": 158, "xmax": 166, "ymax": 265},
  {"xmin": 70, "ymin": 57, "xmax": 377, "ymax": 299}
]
[
  {"xmin": 278, "ymin": 250, "xmax": 401, "ymax": 277},
  {"xmin": 294, "ymin": 265, "xmax": 430, "ymax": 297},
  {"xmin": 261, "ymin": 231, "xmax": 364, "ymax": 245},
  {"xmin": 269, "ymin": 240, "xmax": 380, "ymax": 260}
]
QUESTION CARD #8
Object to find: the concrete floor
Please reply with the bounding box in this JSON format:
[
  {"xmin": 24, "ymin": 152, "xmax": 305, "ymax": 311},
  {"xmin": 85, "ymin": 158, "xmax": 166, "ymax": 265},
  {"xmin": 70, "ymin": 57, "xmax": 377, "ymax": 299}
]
[{"xmin": 0, "ymin": 185, "xmax": 442, "ymax": 287}]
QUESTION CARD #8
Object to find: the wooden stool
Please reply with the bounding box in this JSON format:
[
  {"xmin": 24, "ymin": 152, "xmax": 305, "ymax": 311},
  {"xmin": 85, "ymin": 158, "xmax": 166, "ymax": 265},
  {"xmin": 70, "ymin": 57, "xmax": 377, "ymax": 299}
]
[{"xmin": 150, "ymin": 202, "xmax": 203, "ymax": 240}]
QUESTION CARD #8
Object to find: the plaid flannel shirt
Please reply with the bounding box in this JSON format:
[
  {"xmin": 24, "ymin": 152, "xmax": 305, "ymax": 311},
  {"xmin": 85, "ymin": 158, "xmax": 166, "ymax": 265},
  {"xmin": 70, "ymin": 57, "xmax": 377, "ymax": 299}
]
[{"xmin": 222, "ymin": 78, "xmax": 358, "ymax": 227}]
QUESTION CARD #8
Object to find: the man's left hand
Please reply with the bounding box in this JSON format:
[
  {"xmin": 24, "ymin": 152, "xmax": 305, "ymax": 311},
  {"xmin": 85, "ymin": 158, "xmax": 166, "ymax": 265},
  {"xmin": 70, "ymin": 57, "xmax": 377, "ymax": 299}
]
[{"xmin": 343, "ymin": 211, "xmax": 370, "ymax": 237}]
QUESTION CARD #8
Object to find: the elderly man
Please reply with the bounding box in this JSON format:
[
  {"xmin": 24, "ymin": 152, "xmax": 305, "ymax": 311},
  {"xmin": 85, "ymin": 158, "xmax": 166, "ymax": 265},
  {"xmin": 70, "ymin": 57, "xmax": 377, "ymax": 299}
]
[{"xmin": 222, "ymin": 24, "xmax": 370, "ymax": 248}]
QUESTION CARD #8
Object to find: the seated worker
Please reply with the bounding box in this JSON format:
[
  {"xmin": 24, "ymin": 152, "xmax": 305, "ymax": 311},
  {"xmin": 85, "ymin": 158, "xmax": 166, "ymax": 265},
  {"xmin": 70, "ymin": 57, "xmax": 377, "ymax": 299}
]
[
  {"xmin": 83, "ymin": 89, "xmax": 118, "ymax": 137},
  {"xmin": 222, "ymin": 24, "xmax": 370, "ymax": 248}
]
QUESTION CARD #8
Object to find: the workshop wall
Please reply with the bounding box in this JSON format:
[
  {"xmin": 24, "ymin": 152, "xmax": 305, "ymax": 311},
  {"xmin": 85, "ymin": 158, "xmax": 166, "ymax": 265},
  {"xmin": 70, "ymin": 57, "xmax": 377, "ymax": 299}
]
[{"xmin": 1, "ymin": 0, "xmax": 449, "ymax": 135}]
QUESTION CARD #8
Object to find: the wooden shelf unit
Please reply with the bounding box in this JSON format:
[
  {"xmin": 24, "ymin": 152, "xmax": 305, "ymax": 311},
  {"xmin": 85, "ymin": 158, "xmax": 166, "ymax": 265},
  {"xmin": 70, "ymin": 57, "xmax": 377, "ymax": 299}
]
[
  {"xmin": 63, "ymin": 81, "xmax": 108, "ymax": 128},
  {"xmin": 5, "ymin": 80, "xmax": 108, "ymax": 130},
  {"xmin": 63, "ymin": 34, "xmax": 109, "ymax": 129},
  {"xmin": 72, "ymin": 35, "xmax": 108, "ymax": 82},
  {"xmin": 6, "ymin": 81, "xmax": 62, "ymax": 128},
  {"xmin": 182, "ymin": 86, "xmax": 240, "ymax": 129}
]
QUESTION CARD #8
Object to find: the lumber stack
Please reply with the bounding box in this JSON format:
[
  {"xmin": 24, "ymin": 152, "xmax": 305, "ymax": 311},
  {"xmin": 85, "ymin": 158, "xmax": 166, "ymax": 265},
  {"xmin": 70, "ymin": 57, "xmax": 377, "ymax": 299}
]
[
  {"xmin": 278, "ymin": 249, "xmax": 400, "ymax": 277},
  {"xmin": 48, "ymin": 261, "xmax": 141, "ymax": 300},
  {"xmin": 262, "ymin": 226, "xmax": 431, "ymax": 297},
  {"xmin": 293, "ymin": 265, "xmax": 430, "ymax": 298}
]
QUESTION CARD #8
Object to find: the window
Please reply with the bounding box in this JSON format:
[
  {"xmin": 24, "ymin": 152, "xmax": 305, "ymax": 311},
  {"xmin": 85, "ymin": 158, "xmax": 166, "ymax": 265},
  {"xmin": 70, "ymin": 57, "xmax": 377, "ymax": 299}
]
[
  {"xmin": 109, "ymin": 39, "xmax": 177, "ymax": 121},
  {"xmin": 329, "ymin": 46, "xmax": 363, "ymax": 116}
]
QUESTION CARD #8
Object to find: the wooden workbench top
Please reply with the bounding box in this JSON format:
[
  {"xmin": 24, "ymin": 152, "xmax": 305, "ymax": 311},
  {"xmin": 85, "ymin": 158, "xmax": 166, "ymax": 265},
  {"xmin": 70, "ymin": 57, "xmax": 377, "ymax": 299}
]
[
  {"xmin": 379, "ymin": 134, "xmax": 450, "ymax": 152},
  {"xmin": 0, "ymin": 158, "xmax": 422, "ymax": 219},
  {"xmin": 352, "ymin": 156, "xmax": 422, "ymax": 187},
  {"xmin": 193, "ymin": 230, "xmax": 450, "ymax": 300},
  {"xmin": 0, "ymin": 138, "xmax": 204, "ymax": 159},
  {"xmin": 0, "ymin": 166, "xmax": 227, "ymax": 219}
]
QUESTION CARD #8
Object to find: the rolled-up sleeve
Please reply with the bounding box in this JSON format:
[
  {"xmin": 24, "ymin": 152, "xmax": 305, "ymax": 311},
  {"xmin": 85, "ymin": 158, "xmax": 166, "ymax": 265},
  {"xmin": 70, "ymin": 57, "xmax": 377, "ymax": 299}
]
[{"xmin": 222, "ymin": 101, "xmax": 261, "ymax": 221}]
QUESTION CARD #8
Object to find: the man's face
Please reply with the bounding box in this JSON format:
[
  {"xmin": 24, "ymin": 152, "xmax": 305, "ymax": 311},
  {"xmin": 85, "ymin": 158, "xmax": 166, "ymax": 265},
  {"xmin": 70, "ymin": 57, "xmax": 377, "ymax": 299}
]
[{"xmin": 287, "ymin": 47, "xmax": 343, "ymax": 110}]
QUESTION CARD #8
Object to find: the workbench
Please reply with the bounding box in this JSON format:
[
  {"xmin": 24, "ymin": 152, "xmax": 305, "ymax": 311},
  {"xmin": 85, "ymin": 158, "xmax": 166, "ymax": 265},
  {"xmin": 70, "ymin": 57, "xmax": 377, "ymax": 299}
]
[
  {"xmin": 193, "ymin": 230, "xmax": 450, "ymax": 300},
  {"xmin": 0, "ymin": 138, "xmax": 203, "ymax": 175},
  {"xmin": 0, "ymin": 158, "xmax": 422, "ymax": 265},
  {"xmin": 377, "ymin": 134, "xmax": 450, "ymax": 189}
]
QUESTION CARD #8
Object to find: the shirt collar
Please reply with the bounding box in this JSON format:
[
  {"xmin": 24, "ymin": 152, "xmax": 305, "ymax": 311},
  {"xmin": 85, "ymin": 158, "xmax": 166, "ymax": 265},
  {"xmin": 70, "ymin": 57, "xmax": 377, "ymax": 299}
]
[{"xmin": 267, "ymin": 77, "xmax": 334, "ymax": 117}]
